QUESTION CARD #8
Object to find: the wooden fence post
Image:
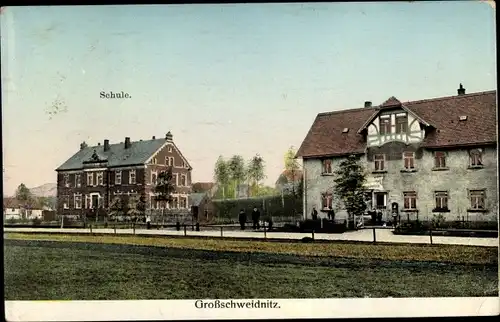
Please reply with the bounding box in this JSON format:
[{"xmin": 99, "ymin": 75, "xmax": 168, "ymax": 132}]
[
  {"xmin": 220, "ymin": 226, "xmax": 223, "ymax": 237},
  {"xmin": 133, "ymin": 223, "xmax": 135, "ymax": 235},
  {"xmin": 312, "ymin": 230, "xmax": 315, "ymax": 240},
  {"xmin": 114, "ymin": 226, "xmax": 116, "ymax": 234},
  {"xmin": 184, "ymin": 225, "xmax": 187, "ymax": 236},
  {"xmin": 90, "ymin": 224, "xmax": 92, "ymax": 234},
  {"xmin": 264, "ymin": 224, "xmax": 267, "ymax": 239},
  {"xmin": 430, "ymin": 229, "xmax": 433, "ymax": 245},
  {"xmin": 372, "ymin": 227, "xmax": 376, "ymax": 243}
]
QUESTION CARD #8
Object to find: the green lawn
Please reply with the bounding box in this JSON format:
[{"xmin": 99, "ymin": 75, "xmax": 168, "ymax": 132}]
[{"xmin": 4, "ymin": 237, "xmax": 498, "ymax": 300}]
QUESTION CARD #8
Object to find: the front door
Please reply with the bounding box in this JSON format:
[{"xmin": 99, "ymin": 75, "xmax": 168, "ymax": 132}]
[{"xmin": 375, "ymin": 192, "xmax": 387, "ymax": 210}]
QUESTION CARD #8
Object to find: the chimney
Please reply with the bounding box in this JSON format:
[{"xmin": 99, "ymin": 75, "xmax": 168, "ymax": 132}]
[
  {"xmin": 457, "ymin": 83, "xmax": 466, "ymax": 95},
  {"xmin": 165, "ymin": 131, "xmax": 173, "ymax": 141},
  {"xmin": 364, "ymin": 101, "xmax": 372, "ymax": 108},
  {"xmin": 104, "ymin": 139, "xmax": 110, "ymax": 151},
  {"xmin": 152, "ymin": 136, "xmax": 156, "ymax": 140},
  {"xmin": 80, "ymin": 141, "xmax": 88, "ymax": 150},
  {"xmin": 124, "ymin": 137, "xmax": 131, "ymax": 149}
]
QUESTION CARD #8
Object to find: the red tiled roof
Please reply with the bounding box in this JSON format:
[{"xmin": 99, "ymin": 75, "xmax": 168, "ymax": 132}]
[
  {"xmin": 380, "ymin": 96, "xmax": 402, "ymax": 107},
  {"xmin": 192, "ymin": 182, "xmax": 215, "ymax": 193},
  {"xmin": 296, "ymin": 90, "xmax": 497, "ymax": 158},
  {"xmin": 276, "ymin": 169, "xmax": 303, "ymax": 184}
]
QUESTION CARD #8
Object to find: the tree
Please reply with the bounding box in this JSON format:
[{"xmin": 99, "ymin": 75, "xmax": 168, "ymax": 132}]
[
  {"xmin": 333, "ymin": 155, "xmax": 367, "ymax": 228},
  {"xmin": 155, "ymin": 166, "xmax": 176, "ymax": 206},
  {"xmin": 284, "ymin": 147, "xmax": 301, "ymax": 197},
  {"xmin": 214, "ymin": 156, "xmax": 230, "ymax": 199},
  {"xmin": 155, "ymin": 167, "xmax": 176, "ymax": 223},
  {"xmin": 108, "ymin": 196, "xmax": 125, "ymax": 221},
  {"xmin": 15, "ymin": 183, "xmax": 32, "ymax": 204},
  {"xmin": 247, "ymin": 154, "xmax": 266, "ymax": 196},
  {"xmin": 127, "ymin": 195, "xmax": 144, "ymax": 221},
  {"xmin": 228, "ymin": 155, "xmax": 246, "ymax": 198}
]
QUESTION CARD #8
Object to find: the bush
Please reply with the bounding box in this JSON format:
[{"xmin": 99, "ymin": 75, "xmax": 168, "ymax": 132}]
[{"xmin": 32, "ymin": 218, "xmax": 42, "ymax": 226}]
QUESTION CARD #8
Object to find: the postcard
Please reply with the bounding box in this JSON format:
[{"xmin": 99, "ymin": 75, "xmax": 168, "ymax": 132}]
[{"xmin": 2, "ymin": 2, "xmax": 498, "ymax": 321}]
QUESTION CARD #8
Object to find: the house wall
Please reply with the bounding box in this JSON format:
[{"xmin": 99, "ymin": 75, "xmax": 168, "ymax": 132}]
[
  {"xmin": 56, "ymin": 141, "xmax": 194, "ymax": 217},
  {"xmin": 367, "ymin": 109, "xmax": 425, "ymax": 147},
  {"xmin": 302, "ymin": 145, "xmax": 498, "ymax": 223},
  {"xmin": 144, "ymin": 142, "xmax": 192, "ymax": 210}
]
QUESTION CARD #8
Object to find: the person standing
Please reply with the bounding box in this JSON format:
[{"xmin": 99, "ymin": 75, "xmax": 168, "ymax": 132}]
[
  {"xmin": 238, "ymin": 209, "xmax": 247, "ymax": 230},
  {"xmin": 146, "ymin": 215, "xmax": 151, "ymax": 230},
  {"xmin": 327, "ymin": 206, "xmax": 335, "ymax": 222},
  {"xmin": 311, "ymin": 207, "xmax": 318, "ymax": 221},
  {"xmin": 252, "ymin": 207, "xmax": 261, "ymax": 230}
]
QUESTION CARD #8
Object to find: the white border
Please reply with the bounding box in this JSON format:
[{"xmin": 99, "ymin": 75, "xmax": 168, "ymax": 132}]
[{"xmin": 5, "ymin": 298, "xmax": 499, "ymax": 321}]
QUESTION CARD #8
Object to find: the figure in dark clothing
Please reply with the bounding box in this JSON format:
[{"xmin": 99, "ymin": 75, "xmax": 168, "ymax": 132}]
[
  {"xmin": 376, "ymin": 211, "xmax": 383, "ymax": 225},
  {"xmin": 252, "ymin": 207, "xmax": 261, "ymax": 230},
  {"xmin": 311, "ymin": 207, "xmax": 318, "ymax": 221},
  {"xmin": 327, "ymin": 207, "xmax": 335, "ymax": 222},
  {"xmin": 369, "ymin": 209, "xmax": 376, "ymax": 225},
  {"xmin": 238, "ymin": 209, "xmax": 247, "ymax": 230}
]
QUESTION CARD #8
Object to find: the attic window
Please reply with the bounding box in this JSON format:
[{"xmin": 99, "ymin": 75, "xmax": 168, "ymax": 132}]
[
  {"xmin": 342, "ymin": 128, "xmax": 349, "ymax": 133},
  {"xmin": 459, "ymin": 116, "xmax": 468, "ymax": 121}
]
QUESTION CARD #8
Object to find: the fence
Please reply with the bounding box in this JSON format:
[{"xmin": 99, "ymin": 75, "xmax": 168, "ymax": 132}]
[{"xmin": 211, "ymin": 194, "xmax": 303, "ymax": 224}]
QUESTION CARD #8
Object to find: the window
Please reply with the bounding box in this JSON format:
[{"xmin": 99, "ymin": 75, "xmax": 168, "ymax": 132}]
[
  {"xmin": 74, "ymin": 194, "xmax": 82, "ymax": 209},
  {"xmin": 172, "ymin": 196, "xmax": 179, "ymax": 209},
  {"xmin": 434, "ymin": 152, "xmax": 446, "ymax": 168},
  {"xmin": 180, "ymin": 197, "xmax": 187, "ymax": 208},
  {"xmin": 115, "ymin": 171, "xmax": 122, "ymax": 185},
  {"xmin": 64, "ymin": 174, "xmax": 70, "ymax": 187},
  {"xmin": 75, "ymin": 174, "xmax": 81, "ymax": 188},
  {"xmin": 434, "ymin": 191, "xmax": 448, "ymax": 210},
  {"xmin": 87, "ymin": 173, "xmax": 94, "ymax": 186},
  {"xmin": 403, "ymin": 191, "xmax": 417, "ymax": 210},
  {"xmin": 322, "ymin": 159, "xmax": 333, "ymax": 174},
  {"xmin": 374, "ymin": 154, "xmax": 385, "ymax": 171},
  {"xmin": 173, "ymin": 173, "xmax": 178, "ymax": 186},
  {"xmin": 96, "ymin": 172, "xmax": 104, "ymax": 186},
  {"xmin": 403, "ymin": 152, "xmax": 415, "ymax": 169},
  {"xmin": 180, "ymin": 174, "xmax": 187, "ymax": 186},
  {"xmin": 63, "ymin": 195, "xmax": 70, "ymax": 209},
  {"xmin": 168, "ymin": 157, "xmax": 174, "ymax": 167},
  {"xmin": 469, "ymin": 149, "xmax": 483, "ymax": 167},
  {"xmin": 469, "ymin": 190, "xmax": 485, "ymax": 210},
  {"xmin": 151, "ymin": 172, "xmax": 157, "ymax": 185},
  {"xmin": 182, "ymin": 161, "xmax": 188, "ymax": 168},
  {"xmin": 168, "ymin": 146, "xmax": 173, "ymax": 152},
  {"xmin": 379, "ymin": 116, "xmax": 391, "ymax": 135},
  {"xmin": 152, "ymin": 158, "xmax": 157, "ymax": 164},
  {"xmin": 321, "ymin": 193, "xmax": 333, "ymax": 210},
  {"xmin": 395, "ymin": 114, "xmax": 408, "ymax": 134},
  {"xmin": 129, "ymin": 170, "xmax": 136, "ymax": 184}
]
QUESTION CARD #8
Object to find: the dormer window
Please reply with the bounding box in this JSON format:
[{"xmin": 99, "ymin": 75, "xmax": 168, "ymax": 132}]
[
  {"xmin": 342, "ymin": 128, "xmax": 349, "ymax": 133},
  {"xmin": 395, "ymin": 113, "xmax": 408, "ymax": 134},
  {"xmin": 459, "ymin": 116, "xmax": 468, "ymax": 121},
  {"xmin": 379, "ymin": 115, "xmax": 391, "ymax": 135},
  {"xmin": 322, "ymin": 159, "xmax": 333, "ymax": 174},
  {"xmin": 469, "ymin": 149, "xmax": 483, "ymax": 167}
]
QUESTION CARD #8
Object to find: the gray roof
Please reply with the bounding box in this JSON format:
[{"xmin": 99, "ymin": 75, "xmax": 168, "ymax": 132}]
[
  {"xmin": 56, "ymin": 138, "xmax": 168, "ymax": 171},
  {"xmin": 190, "ymin": 193, "xmax": 206, "ymax": 207}
]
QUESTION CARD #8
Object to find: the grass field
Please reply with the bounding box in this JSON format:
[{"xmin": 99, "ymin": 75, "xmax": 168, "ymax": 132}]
[{"xmin": 4, "ymin": 233, "xmax": 498, "ymax": 300}]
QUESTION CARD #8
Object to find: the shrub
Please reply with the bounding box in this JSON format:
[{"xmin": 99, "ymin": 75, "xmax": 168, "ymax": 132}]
[{"xmin": 32, "ymin": 218, "xmax": 42, "ymax": 226}]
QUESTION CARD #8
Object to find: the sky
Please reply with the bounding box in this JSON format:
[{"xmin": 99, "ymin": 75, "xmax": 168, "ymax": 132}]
[{"xmin": 1, "ymin": 2, "xmax": 497, "ymax": 196}]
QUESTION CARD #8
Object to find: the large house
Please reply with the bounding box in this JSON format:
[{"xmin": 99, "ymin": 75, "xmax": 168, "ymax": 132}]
[
  {"xmin": 296, "ymin": 85, "xmax": 497, "ymax": 225},
  {"xmin": 55, "ymin": 132, "xmax": 192, "ymax": 219}
]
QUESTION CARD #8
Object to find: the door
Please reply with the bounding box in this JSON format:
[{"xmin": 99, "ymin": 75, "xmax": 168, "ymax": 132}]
[{"xmin": 375, "ymin": 192, "xmax": 387, "ymax": 209}]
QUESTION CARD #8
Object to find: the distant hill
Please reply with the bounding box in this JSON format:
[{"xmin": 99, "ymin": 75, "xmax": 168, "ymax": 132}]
[{"xmin": 29, "ymin": 183, "xmax": 57, "ymax": 197}]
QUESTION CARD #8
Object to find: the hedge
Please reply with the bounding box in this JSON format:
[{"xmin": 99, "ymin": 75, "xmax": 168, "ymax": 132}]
[{"xmin": 211, "ymin": 194, "xmax": 302, "ymax": 224}]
